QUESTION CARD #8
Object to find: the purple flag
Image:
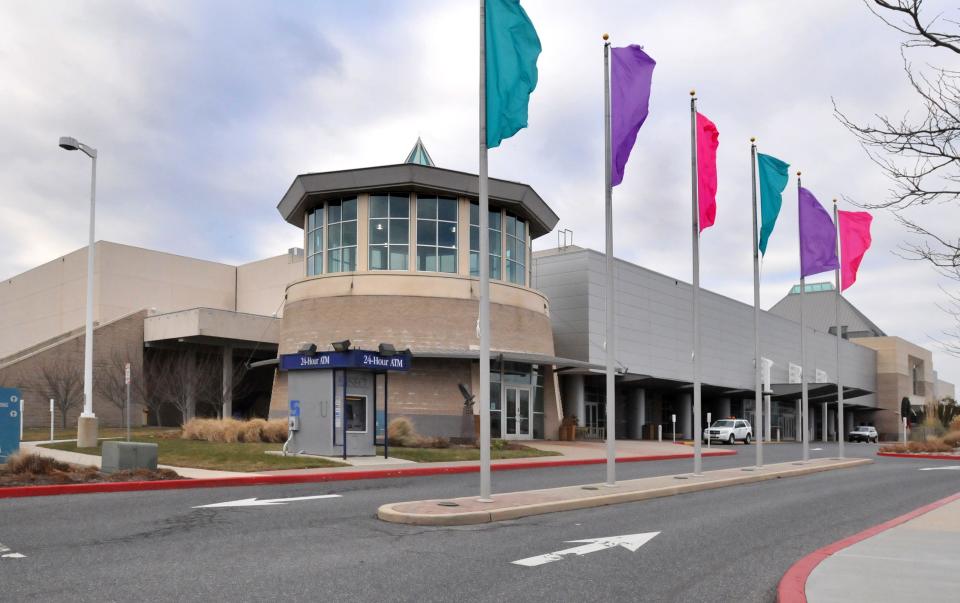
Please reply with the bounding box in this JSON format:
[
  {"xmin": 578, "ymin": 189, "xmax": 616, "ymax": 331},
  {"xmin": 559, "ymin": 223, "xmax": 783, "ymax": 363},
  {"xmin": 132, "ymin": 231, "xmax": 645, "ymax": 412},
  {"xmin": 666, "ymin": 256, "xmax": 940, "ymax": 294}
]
[
  {"xmin": 798, "ymin": 187, "xmax": 839, "ymax": 277},
  {"xmin": 611, "ymin": 45, "xmax": 655, "ymax": 186}
]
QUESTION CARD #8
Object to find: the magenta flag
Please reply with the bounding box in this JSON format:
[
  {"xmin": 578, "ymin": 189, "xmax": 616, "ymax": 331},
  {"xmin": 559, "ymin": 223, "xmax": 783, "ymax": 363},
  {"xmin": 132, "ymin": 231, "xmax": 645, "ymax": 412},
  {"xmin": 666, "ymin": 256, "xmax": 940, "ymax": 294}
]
[
  {"xmin": 798, "ymin": 187, "xmax": 839, "ymax": 277},
  {"xmin": 696, "ymin": 112, "xmax": 719, "ymax": 231},
  {"xmin": 610, "ymin": 45, "xmax": 656, "ymax": 186},
  {"xmin": 838, "ymin": 210, "xmax": 873, "ymax": 290}
]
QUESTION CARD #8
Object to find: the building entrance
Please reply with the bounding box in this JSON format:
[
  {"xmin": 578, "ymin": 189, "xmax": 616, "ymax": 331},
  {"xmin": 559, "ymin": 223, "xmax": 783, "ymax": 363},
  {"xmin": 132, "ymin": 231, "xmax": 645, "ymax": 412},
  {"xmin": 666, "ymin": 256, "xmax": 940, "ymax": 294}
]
[{"xmin": 504, "ymin": 386, "xmax": 532, "ymax": 440}]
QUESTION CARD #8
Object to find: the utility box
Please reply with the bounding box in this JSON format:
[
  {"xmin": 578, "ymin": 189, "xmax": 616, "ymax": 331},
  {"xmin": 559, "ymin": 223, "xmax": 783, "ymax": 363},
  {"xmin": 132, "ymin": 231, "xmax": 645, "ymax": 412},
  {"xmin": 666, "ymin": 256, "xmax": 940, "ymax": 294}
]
[
  {"xmin": 101, "ymin": 441, "xmax": 158, "ymax": 473},
  {"xmin": 0, "ymin": 388, "xmax": 21, "ymax": 463}
]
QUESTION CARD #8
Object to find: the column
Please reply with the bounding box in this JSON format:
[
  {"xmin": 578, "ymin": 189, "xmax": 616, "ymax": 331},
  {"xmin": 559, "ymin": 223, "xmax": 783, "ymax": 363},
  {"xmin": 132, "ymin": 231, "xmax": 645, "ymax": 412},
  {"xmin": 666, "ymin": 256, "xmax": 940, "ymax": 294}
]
[
  {"xmin": 629, "ymin": 388, "xmax": 646, "ymax": 439},
  {"xmin": 717, "ymin": 397, "xmax": 731, "ymax": 420},
  {"xmin": 565, "ymin": 375, "xmax": 586, "ymax": 427},
  {"xmin": 795, "ymin": 399, "xmax": 802, "ymax": 442},
  {"xmin": 821, "ymin": 402, "xmax": 828, "ymax": 442},
  {"xmin": 678, "ymin": 392, "xmax": 692, "ymax": 439},
  {"xmin": 222, "ymin": 346, "xmax": 234, "ymax": 420}
]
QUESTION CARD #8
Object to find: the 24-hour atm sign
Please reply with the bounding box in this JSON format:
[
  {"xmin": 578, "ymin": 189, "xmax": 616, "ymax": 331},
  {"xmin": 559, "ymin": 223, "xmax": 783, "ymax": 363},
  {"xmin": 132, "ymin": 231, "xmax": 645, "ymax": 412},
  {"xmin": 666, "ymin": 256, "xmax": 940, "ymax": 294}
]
[{"xmin": 279, "ymin": 350, "xmax": 410, "ymax": 372}]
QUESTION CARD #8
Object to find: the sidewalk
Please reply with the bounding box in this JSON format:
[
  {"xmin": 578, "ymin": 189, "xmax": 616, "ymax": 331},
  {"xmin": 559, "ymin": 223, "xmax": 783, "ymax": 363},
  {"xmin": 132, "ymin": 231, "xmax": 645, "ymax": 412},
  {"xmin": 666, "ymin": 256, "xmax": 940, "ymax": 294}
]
[
  {"xmin": 379, "ymin": 457, "xmax": 870, "ymax": 526},
  {"xmin": 780, "ymin": 492, "xmax": 960, "ymax": 602},
  {"xmin": 20, "ymin": 441, "xmax": 250, "ymax": 479},
  {"xmin": 256, "ymin": 439, "xmax": 734, "ymax": 475}
]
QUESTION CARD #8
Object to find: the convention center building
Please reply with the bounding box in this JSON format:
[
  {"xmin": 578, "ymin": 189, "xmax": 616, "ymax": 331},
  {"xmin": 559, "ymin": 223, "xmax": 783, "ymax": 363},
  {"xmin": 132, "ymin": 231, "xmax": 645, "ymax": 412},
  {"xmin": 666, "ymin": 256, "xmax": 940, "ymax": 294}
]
[{"xmin": 1, "ymin": 141, "xmax": 953, "ymax": 442}]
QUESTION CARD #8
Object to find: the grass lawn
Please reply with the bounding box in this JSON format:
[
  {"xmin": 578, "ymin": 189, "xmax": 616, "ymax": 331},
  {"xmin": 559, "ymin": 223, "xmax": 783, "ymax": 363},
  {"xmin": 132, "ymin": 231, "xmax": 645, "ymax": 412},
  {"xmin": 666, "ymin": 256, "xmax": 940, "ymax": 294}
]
[
  {"xmin": 377, "ymin": 445, "xmax": 560, "ymax": 463},
  {"xmin": 22, "ymin": 426, "xmax": 161, "ymax": 442},
  {"xmin": 41, "ymin": 432, "xmax": 348, "ymax": 472}
]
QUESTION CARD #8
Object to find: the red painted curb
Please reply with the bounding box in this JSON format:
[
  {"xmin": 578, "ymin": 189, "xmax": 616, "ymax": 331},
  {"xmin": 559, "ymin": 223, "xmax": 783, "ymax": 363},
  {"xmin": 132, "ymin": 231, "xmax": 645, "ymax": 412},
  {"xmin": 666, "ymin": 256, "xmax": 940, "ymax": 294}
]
[
  {"xmin": 776, "ymin": 491, "xmax": 960, "ymax": 603},
  {"xmin": 877, "ymin": 452, "xmax": 960, "ymax": 461},
  {"xmin": 0, "ymin": 448, "xmax": 735, "ymax": 499}
]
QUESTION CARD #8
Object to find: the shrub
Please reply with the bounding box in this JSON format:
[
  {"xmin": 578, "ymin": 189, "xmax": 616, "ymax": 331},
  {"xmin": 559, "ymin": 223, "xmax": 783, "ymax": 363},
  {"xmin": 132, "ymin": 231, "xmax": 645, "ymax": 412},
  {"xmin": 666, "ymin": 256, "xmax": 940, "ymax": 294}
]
[
  {"xmin": 4, "ymin": 452, "xmax": 71, "ymax": 475},
  {"xmin": 942, "ymin": 430, "xmax": 960, "ymax": 448},
  {"xmin": 262, "ymin": 419, "xmax": 289, "ymax": 443},
  {"xmin": 950, "ymin": 417, "xmax": 960, "ymax": 433},
  {"xmin": 880, "ymin": 440, "xmax": 954, "ymax": 454}
]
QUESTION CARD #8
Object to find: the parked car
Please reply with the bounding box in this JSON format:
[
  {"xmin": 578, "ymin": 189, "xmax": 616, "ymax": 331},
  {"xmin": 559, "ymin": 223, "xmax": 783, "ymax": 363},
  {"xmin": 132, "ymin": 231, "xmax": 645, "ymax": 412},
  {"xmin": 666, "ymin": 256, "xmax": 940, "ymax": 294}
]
[
  {"xmin": 848, "ymin": 425, "xmax": 879, "ymax": 443},
  {"xmin": 703, "ymin": 419, "xmax": 752, "ymax": 445}
]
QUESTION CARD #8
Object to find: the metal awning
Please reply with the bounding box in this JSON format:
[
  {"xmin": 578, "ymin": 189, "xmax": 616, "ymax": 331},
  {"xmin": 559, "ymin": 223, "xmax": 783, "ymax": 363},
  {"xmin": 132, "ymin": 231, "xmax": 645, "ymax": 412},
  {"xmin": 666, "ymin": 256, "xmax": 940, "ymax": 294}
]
[
  {"xmin": 769, "ymin": 382, "xmax": 873, "ymax": 403},
  {"xmin": 412, "ymin": 349, "xmax": 604, "ymax": 371}
]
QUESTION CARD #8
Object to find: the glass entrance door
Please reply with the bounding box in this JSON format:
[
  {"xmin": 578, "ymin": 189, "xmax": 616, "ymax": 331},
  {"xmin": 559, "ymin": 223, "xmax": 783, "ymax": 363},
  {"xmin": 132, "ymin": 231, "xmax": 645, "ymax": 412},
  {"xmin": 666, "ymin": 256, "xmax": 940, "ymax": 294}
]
[{"xmin": 504, "ymin": 386, "xmax": 532, "ymax": 439}]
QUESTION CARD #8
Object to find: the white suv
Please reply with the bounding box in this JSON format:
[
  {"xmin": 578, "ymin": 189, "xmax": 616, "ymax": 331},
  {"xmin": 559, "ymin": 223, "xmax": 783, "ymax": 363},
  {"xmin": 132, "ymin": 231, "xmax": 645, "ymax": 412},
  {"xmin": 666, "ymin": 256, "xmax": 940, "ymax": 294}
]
[
  {"xmin": 848, "ymin": 425, "xmax": 879, "ymax": 443},
  {"xmin": 703, "ymin": 419, "xmax": 752, "ymax": 445}
]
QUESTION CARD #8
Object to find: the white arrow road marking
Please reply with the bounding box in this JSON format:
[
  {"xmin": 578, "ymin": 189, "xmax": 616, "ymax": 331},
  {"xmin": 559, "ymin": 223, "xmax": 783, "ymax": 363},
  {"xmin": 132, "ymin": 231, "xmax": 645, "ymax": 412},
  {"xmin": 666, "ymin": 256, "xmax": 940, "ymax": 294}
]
[
  {"xmin": 193, "ymin": 494, "xmax": 342, "ymax": 509},
  {"xmin": 811, "ymin": 448, "xmax": 824, "ymax": 451},
  {"xmin": 511, "ymin": 532, "xmax": 660, "ymax": 567},
  {"xmin": 0, "ymin": 542, "xmax": 25, "ymax": 559},
  {"xmin": 919, "ymin": 466, "xmax": 960, "ymax": 471}
]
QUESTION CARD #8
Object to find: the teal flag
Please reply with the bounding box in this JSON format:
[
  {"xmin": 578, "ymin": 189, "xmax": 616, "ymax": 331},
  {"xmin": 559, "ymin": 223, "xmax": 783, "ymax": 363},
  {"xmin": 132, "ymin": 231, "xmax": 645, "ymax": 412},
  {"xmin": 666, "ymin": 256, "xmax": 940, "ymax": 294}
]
[
  {"xmin": 486, "ymin": 0, "xmax": 541, "ymax": 148},
  {"xmin": 757, "ymin": 152, "xmax": 790, "ymax": 255}
]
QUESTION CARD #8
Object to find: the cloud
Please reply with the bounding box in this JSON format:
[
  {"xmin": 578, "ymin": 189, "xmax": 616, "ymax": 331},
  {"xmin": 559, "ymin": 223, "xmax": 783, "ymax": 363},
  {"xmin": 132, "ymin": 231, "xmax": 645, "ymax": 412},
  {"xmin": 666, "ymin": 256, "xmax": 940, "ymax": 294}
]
[{"xmin": 1, "ymin": 0, "xmax": 958, "ymax": 384}]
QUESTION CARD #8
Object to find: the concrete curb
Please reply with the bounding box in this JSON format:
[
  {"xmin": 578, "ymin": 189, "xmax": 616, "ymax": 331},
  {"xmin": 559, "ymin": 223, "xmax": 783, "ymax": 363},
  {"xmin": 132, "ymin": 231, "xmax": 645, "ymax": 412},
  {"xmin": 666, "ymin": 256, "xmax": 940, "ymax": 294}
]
[
  {"xmin": 0, "ymin": 449, "xmax": 735, "ymax": 499},
  {"xmin": 377, "ymin": 458, "xmax": 872, "ymax": 526},
  {"xmin": 776, "ymin": 491, "xmax": 960, "ymax": 603},
  {"xmin": 877, "ymin": 452, "xmax": 960, "ymax": 461}
]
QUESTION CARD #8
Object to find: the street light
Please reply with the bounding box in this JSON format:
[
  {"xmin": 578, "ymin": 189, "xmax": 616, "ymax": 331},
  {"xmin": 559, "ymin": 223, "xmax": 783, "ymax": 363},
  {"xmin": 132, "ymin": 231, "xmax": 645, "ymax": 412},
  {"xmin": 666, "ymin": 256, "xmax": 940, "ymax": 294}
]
[{"xmin": 60, "ymin": 136, "xmax": 99, "ymax": 448}]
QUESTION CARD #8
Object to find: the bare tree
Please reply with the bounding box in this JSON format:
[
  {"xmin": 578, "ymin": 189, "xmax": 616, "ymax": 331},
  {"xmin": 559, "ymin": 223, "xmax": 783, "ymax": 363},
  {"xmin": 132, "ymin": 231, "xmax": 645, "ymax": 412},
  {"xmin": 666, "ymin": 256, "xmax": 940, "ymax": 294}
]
[
  {"xmin": 150, "ymin": 351, "xmax": 219, "ymax": 425},
  {"xmin": 38, "ymin": 354, "xmax": 84, "ymax": 428},
  {"xmin": 837, "ymin": 0, "xmax": 960, "ymax": 353},
  {"xmin": 94, "ymin": 347, "xmax": 141, "ymax": 429}
]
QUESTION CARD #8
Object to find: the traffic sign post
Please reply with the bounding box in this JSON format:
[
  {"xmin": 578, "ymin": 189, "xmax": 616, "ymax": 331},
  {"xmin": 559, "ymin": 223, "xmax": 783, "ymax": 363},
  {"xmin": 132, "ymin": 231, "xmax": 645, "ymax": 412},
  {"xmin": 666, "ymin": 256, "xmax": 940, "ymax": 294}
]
[
  {"xmin": 124, "ymin": 362, "xmax": 131, "ymax": 442},
  {"xmin": 50, "ymin": 398, "xmax": 55, "ymax": 442},
  {"xmin": 0, "ymin": 388, "xmax": 23, "ymax": 463}
]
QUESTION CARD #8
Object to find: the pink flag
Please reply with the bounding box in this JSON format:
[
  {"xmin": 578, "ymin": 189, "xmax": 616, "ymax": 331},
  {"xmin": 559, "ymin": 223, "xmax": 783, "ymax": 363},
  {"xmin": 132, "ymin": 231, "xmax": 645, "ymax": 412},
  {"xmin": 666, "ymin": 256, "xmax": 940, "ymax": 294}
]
[
  {"xmin": 838, "ymin": 210, "xmax": 872, "ymax": 291},
  {"xmin": 696, "ymin": 112, "xmax": 719, "ymax": 231}
]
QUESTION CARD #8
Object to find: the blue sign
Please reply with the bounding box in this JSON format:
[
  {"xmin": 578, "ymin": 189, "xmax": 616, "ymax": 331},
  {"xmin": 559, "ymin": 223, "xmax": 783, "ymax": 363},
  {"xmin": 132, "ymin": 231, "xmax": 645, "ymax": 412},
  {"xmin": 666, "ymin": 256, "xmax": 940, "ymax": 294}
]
[
  {"xmin": 279, "ymin": 349, "xmax": 411, "ymax": 372},
  {"xmin": 289, "ymin": 399, "xmax": 301, "ymax": 418},
  {"xmin": 0, "ymin": 387, "xmax": 22, "ymax": 463}
]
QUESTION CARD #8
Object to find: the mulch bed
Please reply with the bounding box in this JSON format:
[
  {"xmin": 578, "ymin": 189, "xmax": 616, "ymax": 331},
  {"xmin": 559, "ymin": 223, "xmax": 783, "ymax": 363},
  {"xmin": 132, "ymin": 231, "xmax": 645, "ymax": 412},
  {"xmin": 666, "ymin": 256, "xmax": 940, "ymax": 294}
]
[{"xmin": 1, "ymin": 454, "xmax": 180, "ymax": 487}]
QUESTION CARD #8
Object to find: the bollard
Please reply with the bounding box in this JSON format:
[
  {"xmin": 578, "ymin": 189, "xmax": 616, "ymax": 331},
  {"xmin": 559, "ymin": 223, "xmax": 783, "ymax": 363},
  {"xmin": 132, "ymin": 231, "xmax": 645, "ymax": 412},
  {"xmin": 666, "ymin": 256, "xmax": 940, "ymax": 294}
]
[
  {"xmin": 657, "ymin": 424, "xmax": 662, "ymax": 442},
  {"xmin": 671, "ymin": 414, "xmax": 676, "ymax": 443},
  {"xmin": 49, "ymin": 398, "xmax": 55, "ymax": 441},
  {"xmin": 902, "ymin": 417, "xmax": 907, "ymax": 444},
  {"xmin": 706, "ymin": 412, "xmax": 711, "ymax": 449}
]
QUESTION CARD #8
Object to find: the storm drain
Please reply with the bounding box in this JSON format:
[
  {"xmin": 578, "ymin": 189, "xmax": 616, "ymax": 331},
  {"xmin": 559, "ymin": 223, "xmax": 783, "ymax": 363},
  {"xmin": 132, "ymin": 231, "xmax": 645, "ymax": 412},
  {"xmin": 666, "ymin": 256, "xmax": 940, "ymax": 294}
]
[
  {"xmin": 437, "ymin": 501, "xmax": 460, "ymax": 507},
  {"xmin": 581, "ymin": 486, "xmax": 599, "ymax": 491}
]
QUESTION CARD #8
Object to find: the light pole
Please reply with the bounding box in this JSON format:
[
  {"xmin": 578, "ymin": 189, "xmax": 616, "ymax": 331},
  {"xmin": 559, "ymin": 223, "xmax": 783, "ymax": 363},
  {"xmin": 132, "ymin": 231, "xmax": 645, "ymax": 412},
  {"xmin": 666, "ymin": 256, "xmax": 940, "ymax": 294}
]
[{"xmin": 59, "ymin": 136, "xmax": 99, "ymax": 448}]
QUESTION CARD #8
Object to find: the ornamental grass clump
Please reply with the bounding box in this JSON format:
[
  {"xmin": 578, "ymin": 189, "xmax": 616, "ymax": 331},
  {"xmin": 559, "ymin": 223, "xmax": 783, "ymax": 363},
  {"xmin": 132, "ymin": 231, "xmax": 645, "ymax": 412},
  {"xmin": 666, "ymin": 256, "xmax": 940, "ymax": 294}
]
[
  {"xmin": 181, "ymin": 418, "xmax": 288, "ymax": 443},
  {"xmin": 386, "ymin": 417, "xmax": 449, "ymax": 448}
]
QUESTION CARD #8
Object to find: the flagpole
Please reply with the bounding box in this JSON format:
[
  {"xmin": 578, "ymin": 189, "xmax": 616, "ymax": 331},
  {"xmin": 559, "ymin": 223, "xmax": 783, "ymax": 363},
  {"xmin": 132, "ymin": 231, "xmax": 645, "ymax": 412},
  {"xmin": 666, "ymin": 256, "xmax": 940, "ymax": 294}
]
[
  {"xmin": 690, "ymin": 90, "xmax": 702, "ymax": 476},
  {"xmin": 833, "ymin": 199, "xmax": 845, "ymax": 459},
  {"xmin": 478, "ymin": 0, "xmax": 493, "ymax": 502},
  {"xmin": 750, "ymin": 139, "xmax": 763, "ymax": 468},
  {"xmin": 603, "ymin": 34, "xmax": 616, "ymax": 486},
  {"xmin": 798, "ymin": 172, "xmax": 809, "ymax": 463}
]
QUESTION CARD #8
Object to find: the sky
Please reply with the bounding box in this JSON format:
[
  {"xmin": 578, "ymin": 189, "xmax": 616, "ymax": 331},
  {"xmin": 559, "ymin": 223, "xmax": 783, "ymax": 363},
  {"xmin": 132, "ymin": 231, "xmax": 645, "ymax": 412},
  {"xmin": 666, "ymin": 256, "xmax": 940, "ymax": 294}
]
[{"xmin": 2, "ymin": 0, "xmax": 959, "ymax": 385}]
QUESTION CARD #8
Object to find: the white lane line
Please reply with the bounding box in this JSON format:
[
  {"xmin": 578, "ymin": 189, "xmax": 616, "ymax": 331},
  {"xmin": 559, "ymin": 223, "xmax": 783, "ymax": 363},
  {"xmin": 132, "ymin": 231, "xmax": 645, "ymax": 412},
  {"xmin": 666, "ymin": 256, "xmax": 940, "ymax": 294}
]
[
  {"xmin": 193, "ymin": 494, "xmax": 342, "ymax": 509},
  {"xmin": 919, "ymin": 466, "xmax": 960, "ymax": 471}
]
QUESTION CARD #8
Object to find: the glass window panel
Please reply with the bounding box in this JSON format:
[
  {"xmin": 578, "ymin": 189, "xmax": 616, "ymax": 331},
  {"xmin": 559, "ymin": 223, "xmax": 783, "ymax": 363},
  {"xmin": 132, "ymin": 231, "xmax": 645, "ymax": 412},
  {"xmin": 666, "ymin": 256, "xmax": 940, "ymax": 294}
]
[
  {"xmin": 390, "ymin": 195, "xmax": 409, "ymax": 217},
  {"xmin": 490, "ymin": 255, "xmax": 501, "ymax": 280},
  {"xmin": 470, "ymin": 201, "xmax": 479, "ymax": 225},
  {"xmin": 437, "ymin": 197, "xmax": 458, "ymax": 222},
  {"xmin": 519, "ymin": 390, "xmax": 529, "ymax": 416},
  {"xmin": 533, "ymin": 413, "xmax": 544, "ymax": 439},
  {"xmin": 507, "ymin": 262, "xmax": 518, "ymax": 284},
  {"xmin": 341, "ymin": 247, "xmax": 356, "ymax": 271},
  {"xmin": 506, "ymin": 215, "xmax": 517, "ymax": 237},
  {"xmin": 314, "ymin": 231, "xmax": 323, "ymax": 253},
  {"xmin": 417, "ymin": 196, "xmax": 437, "ymax": 219},
  {"xmin": 470, "ymin": 251, "xmax": 479, "ymax": 276},
  {"xmin": 490, "ymin": 383, "xmax": 501, "ymax": 410},
  {"xmin": 328, "ymin": 223, "xmax": 341, "ymax": 249},
  {"xmin": 370, "ymin": 219, "xmax": 388, "ymax": 244},
  {"xmin": 341, "ymin": 198, "xmax": 357, "ymax": 221},
  {"xmin": 437, "ymin": 222, "xmax": 456, "ymax": 247},
  {"xmin": 390, "ymin": 246, "xmax": 408, "ymax": 270},
  {"xmin": 470, "ymin": 225, "xmax": 479, "ymax": 251},
  {"xmin": 369, "ymin": 246, "xmax": 386, "ymax": 270},
  {"xmin": 490, "ymin": 209, "xmax": 502, "ymax": 230},
  {"xmin": 370, "ymin": 196, "xmax": 388, "ymax": 218},
  {"xmin": 417, "ymin": 246, "xmax": 436, "ymax": 271},
  {"xmin": 490, "ymin": 230, "xmax": 501, "ymax": 255},
  {"xmin": 328, "ymin": 249, "xmax": 340, "ymax": 273},
  {"xmin": 389, "ymin": 219, "xmax": 408, "ymax": 244},
  {"xmin": 308, "ymin": 210, "xmax": 316, "ymax": 231},
  {"xmin": 341, "ymin": 222, "xmax": 357, "ymax": 247},
  {"xmin": 328, "ymin": 202, "xmax": 341, "ymax": 224},
  {"xmin": 438, "ymin": 247, "xmax": 456, "ymax": 273},
  {"xmin": 417, "ymin": 220, "xmax": 436, "ymax": 245},
  {"xmin": 490, "ymin": 411, "xmax": 501, "ymax": 438}
]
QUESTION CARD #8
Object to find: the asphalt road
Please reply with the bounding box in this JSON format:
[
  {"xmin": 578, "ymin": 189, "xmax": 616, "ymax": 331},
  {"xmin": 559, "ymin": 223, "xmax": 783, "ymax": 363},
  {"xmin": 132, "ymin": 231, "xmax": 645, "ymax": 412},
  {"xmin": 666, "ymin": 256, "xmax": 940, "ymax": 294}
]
[{"xmin": 1, "ymin": 443, "xmax": 957, "ymax": 602}]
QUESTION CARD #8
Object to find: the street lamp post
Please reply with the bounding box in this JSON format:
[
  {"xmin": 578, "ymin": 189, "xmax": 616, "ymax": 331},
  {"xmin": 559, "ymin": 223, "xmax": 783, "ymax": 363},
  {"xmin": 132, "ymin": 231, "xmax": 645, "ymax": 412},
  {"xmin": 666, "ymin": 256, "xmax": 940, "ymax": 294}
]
[{"xmin": 59, "ymin": 136, "xmax": 99, "ymax": 448}]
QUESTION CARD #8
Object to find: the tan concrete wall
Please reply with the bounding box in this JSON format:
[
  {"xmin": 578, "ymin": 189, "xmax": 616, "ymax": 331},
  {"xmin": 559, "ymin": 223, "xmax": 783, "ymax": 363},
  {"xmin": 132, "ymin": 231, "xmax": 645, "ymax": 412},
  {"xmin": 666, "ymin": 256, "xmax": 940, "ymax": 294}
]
[
  {"xmin": 1, "ymin": 242, "xmax": 238, "ymax": 358},
  {"xmin": 237, "ymin": 253, "xmax": 304, "ymax": 317},
  {"xmin": 278, "ymin": 293, "xmax": 554, "ymax": 357},
  {"xmin": 0, "ymin": 310, "xmax": 147, "ymax": 428}
]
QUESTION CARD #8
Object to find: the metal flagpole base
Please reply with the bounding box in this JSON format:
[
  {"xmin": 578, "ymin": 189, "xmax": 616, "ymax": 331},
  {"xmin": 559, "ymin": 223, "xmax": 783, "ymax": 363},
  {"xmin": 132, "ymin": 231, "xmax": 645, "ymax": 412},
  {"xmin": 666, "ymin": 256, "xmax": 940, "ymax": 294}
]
[
  {"xmin": 476, "ymin": 498, "xmax": 494, "ymax": 504},
  {"xmin": 602, "ymin": 483, "xmax": 618, "ymax": 488}
]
